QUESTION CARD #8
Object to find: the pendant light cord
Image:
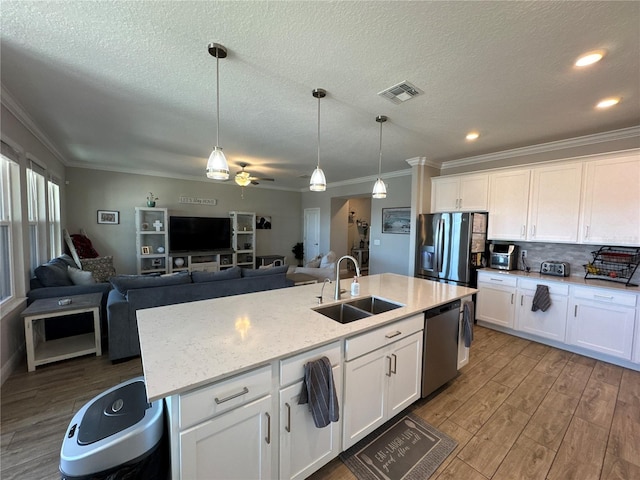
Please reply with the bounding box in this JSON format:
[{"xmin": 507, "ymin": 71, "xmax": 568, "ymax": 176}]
[
  {"xmin": 378, "ymin": 119, "xmax": 383, "ymax": 176},
  {"xmin": 317, "ymin": 94, "xmax": 321, "ymax": 169},
  {"xmin": 216, "ymin": 54, "xmax": 220, "ymax": 147}
]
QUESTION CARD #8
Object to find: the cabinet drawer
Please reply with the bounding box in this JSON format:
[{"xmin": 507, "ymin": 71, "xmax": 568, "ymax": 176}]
[
  {"xmin": 345, "ymin": 315, "xmax": 423, "ymax": 361},
  {"xmin": 280, "ymin": 341, "xmax": 341, "ymax": 387},
  {"xmin": 571, "ymin": 286, "xmax": 637, "ymax": 307},
  {"xmin": 519, "ymin": 278, "xmax": 569, "ymax": 296},
  {"xmin": 179, "ymin": 365, "xmax": 271, "ymax": 430},
  {"xmin": 478, "ymin": 272, "xmax": 518, "ymax": 288}
]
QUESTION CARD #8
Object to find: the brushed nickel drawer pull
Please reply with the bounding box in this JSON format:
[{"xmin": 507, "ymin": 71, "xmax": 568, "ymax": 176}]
[
  {"xmin": 385, "ymin": 331, "xmax": 402, "ymax": 339},
  {"xmin": 265, "ymin": 412, "xmax": 271, "ymax": 444},
  {"xmin": 214, "ymin": 386, "xmax": 249, "ymax": 404},
  {"xmin": 391, "ymin": 354, "xmax": 397, "ymax": 374},
  {"xmin": 594, "ymin": 294, "xmax": 614, "ymax": 300},
  {"xmin": 285, "ymin": 402, "xmax": 291, "ymax": 433}
]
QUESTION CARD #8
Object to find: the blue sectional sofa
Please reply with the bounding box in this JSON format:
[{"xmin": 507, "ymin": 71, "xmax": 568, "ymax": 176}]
[{"xmin": 106, "ymin": 265, "xmax": 292, "ymax": 361}]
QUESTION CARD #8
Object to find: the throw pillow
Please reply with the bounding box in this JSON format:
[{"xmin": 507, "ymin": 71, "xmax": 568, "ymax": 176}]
[
  {"xmin": 110, "ymin": 271, "xmax": 191, "ymax": 294},
  {"xmin": 34, "ymin": 258, "xmax": 73, "ymax": 287},
  {"xmin": 59, "ymin": 254, "xmax": 79, "ymax": 269},
  {"xmin": 305, "ymin": 257, "xmax": 321, "ymax": 268},
  {"xmin": 241, "ymin": 264, "xmax": 288, "ymax": 277},
  {"xmin": 80, "ymin": 256, "xmax": 116, "ymax": 283},
  {"xmin": 320, "ymin": 251, "xmax": 337, "ymax": 268},
  {"xmin": 67, "ymin": 266, "xmax": 96, "ymax": 285},
  {"xmin": 192, "ymin": 266, "xmax": 242, "ymax": 283}
]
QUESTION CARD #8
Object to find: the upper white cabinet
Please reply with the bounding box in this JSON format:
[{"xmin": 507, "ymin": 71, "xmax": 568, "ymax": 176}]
[
  {"xmin": 431, "ymin": 173, "xmax": 488, "ymax": 212},
  {"xmin": 527, "ymin": 162, "xmax": 583, "ymax": 243},
  {"xmin": 487, "ymin": 169, "xmax": 531, "ymax": 241},
  {"xmin": 579, "ymin": 152, "xmax": 640, "ymax": 246}
]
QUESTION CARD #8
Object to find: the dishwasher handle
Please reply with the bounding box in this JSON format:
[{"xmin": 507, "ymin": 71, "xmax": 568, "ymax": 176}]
[{"xmin": 425, "ymin": 300, "xmax": 461, "ymax": 319}]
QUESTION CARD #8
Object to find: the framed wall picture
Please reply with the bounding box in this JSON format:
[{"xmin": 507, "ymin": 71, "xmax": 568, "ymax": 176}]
[
  {"xmin": 141, "ymin": 246, "xmax": 151, "ymax": 255},
  {"xmin": 382, "ymin": 207, "xmax": 411, "ymax": 234},
  {"xmin": 97, "ymin": 210, "xmax": 119, "ymax": 224}
]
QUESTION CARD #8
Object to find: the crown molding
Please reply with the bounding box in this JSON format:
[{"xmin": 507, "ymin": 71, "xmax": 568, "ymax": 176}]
[
  {"xmin": 312, "ymin": 168, "xmax": 412, "ymax": 192},
  {"xmin": 440, "ymin": 126, "xmax": 640, "ymax": 170},
  {"xmin": 406, "ymin": 156, "xmax": 439, "ymax": 168},
  {"xmin": 1, "ymin": 83, "xmax": 70, "ymax": 166}
]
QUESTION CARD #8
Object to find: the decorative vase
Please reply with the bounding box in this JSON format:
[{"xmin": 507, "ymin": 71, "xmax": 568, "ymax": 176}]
[
  {"xmin": 174, "ymin": 258, "xmax": 185, "ymax": 268},
  {"xmin": 147, "ymin": 201, "xmax": 156, "ymax": 207}
]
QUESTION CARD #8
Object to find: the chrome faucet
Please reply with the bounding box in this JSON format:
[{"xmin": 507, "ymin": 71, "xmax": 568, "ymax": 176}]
[
  {"xmin": 335, "ymin": 255, "xmax": 361, "ymax": 300},
  {"xmin": 316, "ymin": 278, "xmax": 332, "ymax": 304}
]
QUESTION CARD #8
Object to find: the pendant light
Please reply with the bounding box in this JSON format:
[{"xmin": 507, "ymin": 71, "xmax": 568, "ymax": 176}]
[
  {"xmin": 372, "ymin": 115, "xmax": 387, "ymax": 199},
  {"xmin": 206, "ymin": 43, "xmax": 230, "ymax": 180},
  {"xmin": 309, "ymin": 88, "xmax": 327, "ymax": 192}
]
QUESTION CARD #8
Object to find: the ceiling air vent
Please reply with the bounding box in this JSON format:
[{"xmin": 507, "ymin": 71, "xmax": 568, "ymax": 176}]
[{"xmin": 378, "ymin": 81, "xmax": 423, "ymax": 104}]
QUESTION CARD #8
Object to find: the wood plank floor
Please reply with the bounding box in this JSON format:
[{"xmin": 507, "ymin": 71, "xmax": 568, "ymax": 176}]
[{"xmin": 2, "ymin": 326, "xmax": 639, "ymax": 479}]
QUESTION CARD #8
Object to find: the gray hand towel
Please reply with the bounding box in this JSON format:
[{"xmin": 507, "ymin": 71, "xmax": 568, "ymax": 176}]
[
  {"xmin": 532, "ymin": 284, "xmax": 552, "ymax": 312},
  {"xmin": 463, "ymin": 301, "xmax": 474, "ymax": 348},
  {"xmin": 298, "ymin": 356, "xmax": 339, "ymax": 428}
]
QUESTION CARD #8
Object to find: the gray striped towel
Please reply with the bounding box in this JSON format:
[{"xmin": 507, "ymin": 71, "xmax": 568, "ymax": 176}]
[
  {"xmin": 532, "ymin": 285, "xmax": 552, "ymax": 312},
  {"xmin": 463, "ymin": 301, "xmax": 474, "ymax": 348},
  {"xmin": 298, "ymin": 356, "xmax": 339, "ymax": 428}
]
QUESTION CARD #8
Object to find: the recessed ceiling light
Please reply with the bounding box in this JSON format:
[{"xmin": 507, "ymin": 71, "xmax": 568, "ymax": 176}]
[
  {"xmin": 575, "ymin": 50, "xmax": 605, "ymax": 67},
  {"xmin": 466, "ymin": 132, "xmax": 479, "ymax": 141},
  {"xmin": 596, "ymin": 97, "xmax": 621, "ymax": 109}
]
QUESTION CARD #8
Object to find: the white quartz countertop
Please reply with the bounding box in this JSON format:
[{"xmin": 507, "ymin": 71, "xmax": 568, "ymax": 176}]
[
  {"xmin": 137, "ymin": 273, "xmax": 476, "ymax": 402},
  {"xmin": 478, "ymin": 268, "xmax": 640, "ymax": 294}
]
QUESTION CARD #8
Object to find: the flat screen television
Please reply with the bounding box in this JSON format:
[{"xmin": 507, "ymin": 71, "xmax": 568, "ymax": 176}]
[{"xmin": 169, "ymin": 216, "xmax": 232, "ymax": 253}]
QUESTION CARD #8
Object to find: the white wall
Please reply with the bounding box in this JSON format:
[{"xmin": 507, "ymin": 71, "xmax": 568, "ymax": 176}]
[
  {"xmin": 301, "ymin": 173, "xmax": 413, "ymax": 275},
  {"xmin": 65, "ymin": 168, "xmax": 302, "ymax": 274}
]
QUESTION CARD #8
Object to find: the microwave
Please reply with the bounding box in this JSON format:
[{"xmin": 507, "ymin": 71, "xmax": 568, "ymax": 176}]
[{"xmin": 489, "ymin": 244, "xmax": 519, "ymax": 270}]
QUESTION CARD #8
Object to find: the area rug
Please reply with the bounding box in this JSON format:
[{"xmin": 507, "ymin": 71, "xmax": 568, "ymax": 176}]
[{"xmin": 340, "ymin": 413, "xmax": 457, "ymax": 480}]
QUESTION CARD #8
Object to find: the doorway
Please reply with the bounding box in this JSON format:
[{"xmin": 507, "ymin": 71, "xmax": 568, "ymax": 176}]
[{"xmin": 303, "ymin": 208, "xmax": 320, "ymax": 263}]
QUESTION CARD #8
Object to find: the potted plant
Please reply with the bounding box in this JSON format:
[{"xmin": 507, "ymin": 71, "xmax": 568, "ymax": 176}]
[
  {"xmin": 146, "ymin": 192, "xmax": 158, "ymax": 207},
  {"xmin": 292, "ymin": 242, "xmax": 304, "ymax": 266}
]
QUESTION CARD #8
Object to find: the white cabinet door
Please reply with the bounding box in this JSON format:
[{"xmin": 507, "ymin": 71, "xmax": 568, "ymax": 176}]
[
  {"xmin": 476, "ymin": 273, "xmax": 517, "ymax": 328},
  {"xmin": 431, "ymin": 176, "xmax": 460, "ymax": 212},
  {"xmin": 458, "ymin": 174, "xmax": 489, "ymax": 211},
  {"xmin": 580, "ymin": 152, "xmax": 640, "ymax": 246},
  {"xmin": 180, "ymin": 395, "xmax": 273, "ymax": 480},
  {"xmin": 516, "ymin": 290, "xmax": 569, "ymax": 342},
  {"xmin": 567, "ymin": 299, "xmax": 635, "ymax": 360},
  {"xmin": 387, "ymin": 332, "xmax": 423, "ymax": 418},
  {"xmin": 431, "ymin": 174, "xmax": 488, "ymax": 212},
  {"xmin": 279, "ymin": 366, "xmax": 342, "ymax": 480},
  {"xmin": 488, "ymin": 169, "xmax": 531, "ymax": 240},
  {"xmin": 342, "ymin": 347, "xmax": 388, "ymax": 449},
  {"xmin": 528, "ymin": 163, "xmax": 582, "ymax": 243}
]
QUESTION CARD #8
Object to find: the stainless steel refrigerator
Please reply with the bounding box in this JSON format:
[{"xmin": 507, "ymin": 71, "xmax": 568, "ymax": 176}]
[{"xmin": 415, "ymin": 212, "xmax": 487, "ymax": 287}]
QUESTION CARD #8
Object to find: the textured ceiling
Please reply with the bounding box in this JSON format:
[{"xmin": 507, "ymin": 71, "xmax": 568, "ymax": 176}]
[{"xmin": 1, "ymin": 1, "xmax": 639, "ymax": 190}]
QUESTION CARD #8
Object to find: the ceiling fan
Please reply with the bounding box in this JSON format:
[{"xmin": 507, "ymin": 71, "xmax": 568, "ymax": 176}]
[{"xmin": 234, "ymin": 162, "xmax": 275, "ymax": 187}]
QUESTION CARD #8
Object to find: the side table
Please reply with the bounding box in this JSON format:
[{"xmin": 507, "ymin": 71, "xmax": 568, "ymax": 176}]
[{"xmin": 21, "ymin": 292, "xmax": 103, "ymax": 372}]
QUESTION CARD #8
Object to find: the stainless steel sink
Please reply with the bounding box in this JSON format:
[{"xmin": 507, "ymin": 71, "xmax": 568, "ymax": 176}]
[
  {"xmin": 345, "ymin": 296, "xmax": 403, "ymax": 315},
  {"xmin": 313, "ymin": 296, "xmax": 403, "ymax": 324}
]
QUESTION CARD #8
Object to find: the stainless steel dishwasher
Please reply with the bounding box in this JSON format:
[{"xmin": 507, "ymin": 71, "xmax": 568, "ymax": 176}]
[{"xmin": 422, "ymin": 299, "xmax": 461, "ymax": 397}]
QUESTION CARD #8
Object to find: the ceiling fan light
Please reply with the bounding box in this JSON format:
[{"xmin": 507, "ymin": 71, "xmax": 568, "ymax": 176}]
[
  {"xmin": 206, "ymin": 146, "xmax": 230, "ymax": 180},
  {"xmin": 372, "ymin": 178, "xmax": 387, "ymax": 199},
  {"xmin": 309, "ymin": 167, "xmax": 327, "ymax": 192},
  {"xmin": 235, "ymin": 171, "xmax": 252, "ymax": 187}
]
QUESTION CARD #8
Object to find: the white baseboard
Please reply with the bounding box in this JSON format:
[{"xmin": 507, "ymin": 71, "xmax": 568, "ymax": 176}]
[{"xmin": 1, "ymin": 344, "xmax": 25, "ymax": 386}]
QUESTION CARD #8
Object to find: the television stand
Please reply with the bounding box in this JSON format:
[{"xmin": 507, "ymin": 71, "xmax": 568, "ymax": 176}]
[{"xmin": 168, "ymin": 251, "xmax": 235, "ymax": 273}]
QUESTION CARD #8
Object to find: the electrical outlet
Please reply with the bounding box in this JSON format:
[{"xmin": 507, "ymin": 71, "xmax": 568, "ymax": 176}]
[{"xmin": 521, "ymin": 250, "xmax": 527, "ymax": 258}]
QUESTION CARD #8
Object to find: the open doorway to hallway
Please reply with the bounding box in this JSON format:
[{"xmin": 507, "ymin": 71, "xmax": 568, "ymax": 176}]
[{"xmin": 330, "ymin": 196, "xmax": 371, "ymax": 275}]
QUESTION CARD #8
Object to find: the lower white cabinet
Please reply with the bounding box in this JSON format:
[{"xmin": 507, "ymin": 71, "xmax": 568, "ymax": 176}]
[
  {"xmin": 515, "ymin": 279, "xmax": 569, "ymax": 342},
  {"xmin": 180, "ymin": 395, "xmax": 273, "ymax": 479},
  {"xmin": 476, "ymin": 272, "xmax": 517, "ymax": 328},
  {"xmin": 457, "ymin": 296, "xmax": 472, "ymax": 369},
  {"xmin": 342, "ymin": 318, "xmax": 423, "ymax": 449},
  {"xmin": 567, "ymin": 287, "xmax": 636, "ymax": 360},
  {"xmin": 279, "ymin": 343, "xmax": 342, "ymax": 480}
]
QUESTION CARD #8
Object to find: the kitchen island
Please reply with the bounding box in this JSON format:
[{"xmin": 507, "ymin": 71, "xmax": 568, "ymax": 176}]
[{"xmin": 137, "ymin": 273, "xmax": 476, "ymax": 479}]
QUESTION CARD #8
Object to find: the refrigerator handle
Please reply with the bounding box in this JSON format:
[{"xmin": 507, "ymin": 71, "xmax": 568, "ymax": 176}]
[{"xmin": 437, "ymin": 218, "xmax": 445, "ymax": 273}]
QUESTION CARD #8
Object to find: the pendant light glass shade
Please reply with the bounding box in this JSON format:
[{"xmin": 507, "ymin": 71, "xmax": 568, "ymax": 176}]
[
  {"xmin": 372, "ymin": 115, "xmax": 387, "ymax": 199},
  {"xmin": 310, "ymin": 88, "xmax": 327, "ymax": 192},
  {"xmin": 206, "ymin": 43, "xmax": 230, "ymax": 180}
]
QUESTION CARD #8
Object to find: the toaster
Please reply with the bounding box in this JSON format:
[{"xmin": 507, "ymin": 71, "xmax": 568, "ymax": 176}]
[{"xmin": 540, "ymin": 261, "xmax": 570, "ymax": 277}]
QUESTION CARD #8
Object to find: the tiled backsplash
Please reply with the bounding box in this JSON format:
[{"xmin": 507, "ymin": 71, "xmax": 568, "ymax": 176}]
[{"xmin": 509, "ymin": 242, "xmax": 640, "ymax": 285}]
